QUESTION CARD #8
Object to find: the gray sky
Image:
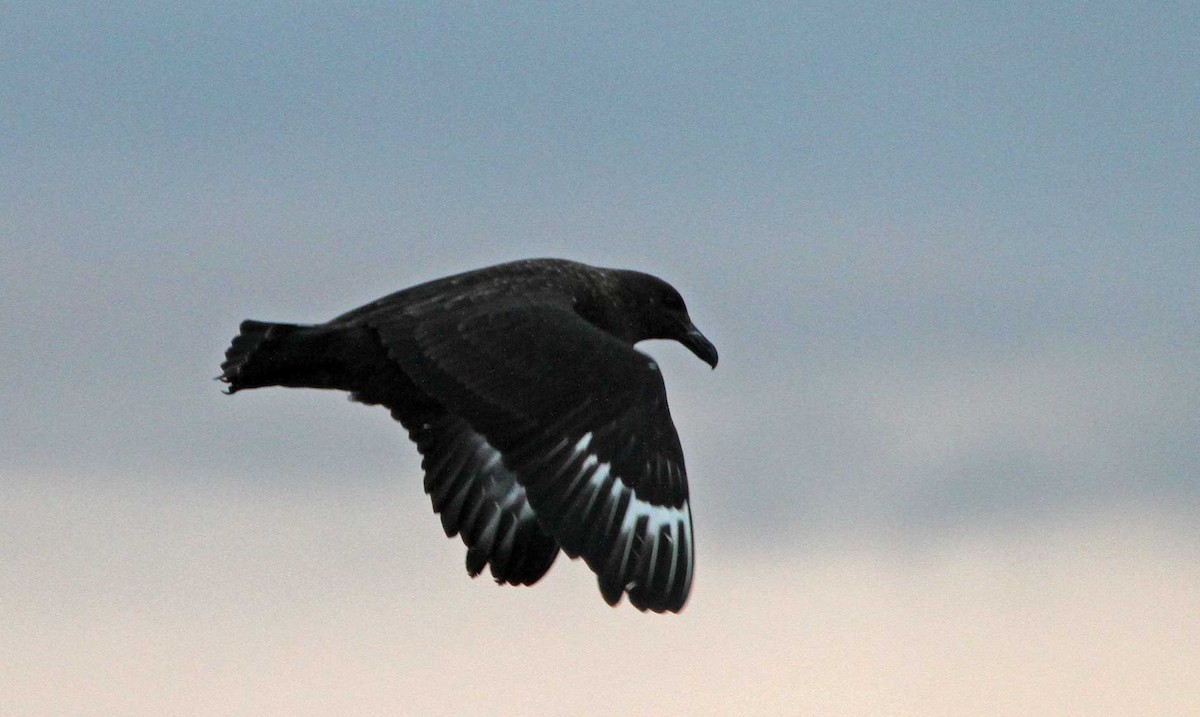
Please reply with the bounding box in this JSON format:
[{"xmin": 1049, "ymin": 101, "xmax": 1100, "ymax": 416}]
[{"xmin": 4, "ymin": 4, "xmax": 1198, "ymax": 714}]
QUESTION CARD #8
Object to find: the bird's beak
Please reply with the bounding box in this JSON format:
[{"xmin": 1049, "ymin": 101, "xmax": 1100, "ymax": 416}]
[{"xmin": 681, "ymin": 325, "xmax": 719, "ymax": 369}]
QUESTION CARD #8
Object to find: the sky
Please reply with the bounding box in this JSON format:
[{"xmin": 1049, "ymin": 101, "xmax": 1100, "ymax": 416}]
[{"xmin": 3, "ymin": 3, "xmax": 1198, "ymax": 714}]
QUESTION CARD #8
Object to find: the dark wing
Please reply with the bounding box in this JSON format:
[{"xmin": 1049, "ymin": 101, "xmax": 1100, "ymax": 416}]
[
  {"xmin": 402, "ymin": 411, "xmax": 560, "ymax": 585},
  {"xmin": 369, "ymin": 302, "xmax": 695, "ymax": 613},
  {"xmin": 347, "ymin": 359, "xmax": 560, "ymax": 587}
]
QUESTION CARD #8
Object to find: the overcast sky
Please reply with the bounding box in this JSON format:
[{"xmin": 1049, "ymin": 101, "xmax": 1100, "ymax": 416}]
[{"xmin": 4, "ymin": 4, "xmax": 1198, "ymax": 715}]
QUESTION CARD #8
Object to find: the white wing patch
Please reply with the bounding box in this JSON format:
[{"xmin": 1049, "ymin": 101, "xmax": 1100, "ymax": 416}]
[
  {"xmin": 609, "ymin": 464, "xmax": 692, "ymax": 597},
  {"xmin": 560, "ymin": 433, "xmax": 694, "ymax": 609},
  {"xmin": 473, "ymin": 434, "xmax": 535, "ymax": 520},
  {"xmin": 574, "ymin": 432, "xmax": 594, "ymax": 453}
]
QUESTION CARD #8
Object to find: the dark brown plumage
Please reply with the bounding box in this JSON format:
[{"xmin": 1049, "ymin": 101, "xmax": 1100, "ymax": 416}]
[{"xmin": 220, "ymin": 258, "xmax": 717, "ymax": 613}]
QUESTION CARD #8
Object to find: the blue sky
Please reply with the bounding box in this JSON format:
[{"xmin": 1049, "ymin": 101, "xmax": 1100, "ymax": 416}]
[
  {"xmin": 5, "ymin": 1, "xmax": 1196, "ymax": 524},
  {"xmin": 3, "ymin": 4, "xmax": 1198, "ymax": 713}
]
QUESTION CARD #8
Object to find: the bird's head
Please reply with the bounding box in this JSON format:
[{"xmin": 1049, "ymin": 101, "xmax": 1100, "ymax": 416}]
[{"xmin": 607, "ymin": 270, "xmax": 719, "ymax": 369}]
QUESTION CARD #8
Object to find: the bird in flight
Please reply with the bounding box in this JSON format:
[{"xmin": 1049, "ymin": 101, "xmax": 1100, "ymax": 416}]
[{"xmin": 220, "ymin": 258, "xmax": 717, "ymax": 613}]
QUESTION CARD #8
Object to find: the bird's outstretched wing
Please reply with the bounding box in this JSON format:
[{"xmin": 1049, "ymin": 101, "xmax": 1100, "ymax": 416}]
[
  {"xmin": 400, "ymin": 409, "xmax": 561, "ymax": 585},
  {"xmin": 343, "ymin": 344, "xmax": 562, "ymax": 588},
  {"xmin": 369, "ymin": 303, "xmax": 695, "ymax": 613}
]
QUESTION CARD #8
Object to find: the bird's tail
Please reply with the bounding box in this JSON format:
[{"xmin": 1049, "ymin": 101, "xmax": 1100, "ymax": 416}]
[{"xmin": 220, "ymin": 320, "xmax": 352, "ymax": 393}]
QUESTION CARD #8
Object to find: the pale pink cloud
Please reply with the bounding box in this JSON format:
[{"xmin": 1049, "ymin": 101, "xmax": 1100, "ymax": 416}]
[{"xmin": 5, "ymin": 477, "xmax": 1196, "ymax": 716}]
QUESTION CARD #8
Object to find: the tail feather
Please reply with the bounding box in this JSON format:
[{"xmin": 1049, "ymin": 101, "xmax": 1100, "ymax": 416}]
[{"xmin": 220, "ymin": 320, "xmax": 347, "ymax": 393}]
